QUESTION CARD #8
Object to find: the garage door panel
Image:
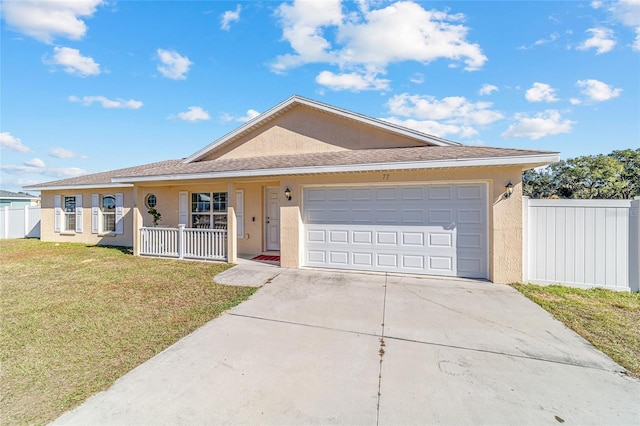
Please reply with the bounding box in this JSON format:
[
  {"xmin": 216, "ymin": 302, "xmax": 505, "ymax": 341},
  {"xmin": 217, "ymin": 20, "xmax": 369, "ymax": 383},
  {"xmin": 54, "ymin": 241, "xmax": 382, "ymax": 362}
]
[
  {"xmin": 428, "ymin": 233, "xmax": 453, "ymax": 247},
  {"xmin": 303, "ymin": 184, "xmax": 488, "ymax": 279},
  {"xmin": 353, "ymin": 252, "xmax": 373, "ymax": 266},
  {"xmin": 307, "ymin": 229, "xmax": 326, "ymax": 242},
  {"xmin": 402, "ymin": 209, "xmax": 424, "ymax": 224},
  {"xmin": 329, "ymin": 251, "xmax": 349, "ymax": 264},
  {"xmin": 307, "ymin": 250, "xmax": 326, "ymax": 263},
  {"xmin": 402, "ymin": 232, "xmax": 424, "ymax": 246},
  {"xmin": 401, "ymin": 186, "xmax": 424, "ymax": 200},
  {"xmin": 428, "ymin": 186, "xmax": 453, "ymax": 200},
  {"xmin": 377, "ymin": 253, "xmax": 398, "ymax": 268},
  {"xmin": 329, "ymin": 230, "xmax": 348, "ymax": 243},
  {"xmin": 428, "ymin": 256, "xmax": 454, "ymax": 272},
  {"xmin": 376, "ymin": 187, "xmax": 397, "ymax": 201}
]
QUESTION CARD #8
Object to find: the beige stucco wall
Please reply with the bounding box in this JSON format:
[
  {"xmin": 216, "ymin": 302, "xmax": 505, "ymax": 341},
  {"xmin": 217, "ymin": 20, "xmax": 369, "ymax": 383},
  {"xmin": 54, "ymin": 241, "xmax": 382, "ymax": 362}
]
[
  {"xmin": 126, "ymin": 166, "xmax": 524, "ymax": 283},
  {"xmin": 203, "ymin": 105, "xmax": 424, "ymax": 161},
  {"xmin": 276, "ymin": 167, "xmax": 524, "ymax": 284},
  {"xmin": 133, "ymin": 180, "xmax": 279, "ymax": 256},
  {"xmin": 40, "ymin": 188, "xmax": 135, "ymax": 247}
]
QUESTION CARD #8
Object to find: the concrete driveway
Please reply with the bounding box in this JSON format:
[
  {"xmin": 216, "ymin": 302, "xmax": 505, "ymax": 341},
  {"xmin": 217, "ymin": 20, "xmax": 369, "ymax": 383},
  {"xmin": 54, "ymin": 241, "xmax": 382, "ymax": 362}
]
[{"xmin": 53, "ymin": 267, "xmax": 640, "ymax": 425}]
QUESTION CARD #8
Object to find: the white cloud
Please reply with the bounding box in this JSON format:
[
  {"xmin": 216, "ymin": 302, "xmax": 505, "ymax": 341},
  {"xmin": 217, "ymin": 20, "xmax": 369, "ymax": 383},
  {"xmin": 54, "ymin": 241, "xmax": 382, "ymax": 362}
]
[
  {"xmin": 576, "ymin": 79, "xmax": 622, "ymax": 101},
  {"xmin": 173, "ymin": 106, "xmax": 211, "ymax": 122},
  {"xmin": 68, "ymin": 95, "xmax": 143, "ymax": 109},
  {"xmin": 591, "ymin": 1, "xmax": 603, "ymax": 9},
  {"xmin": 220, "ymin": 109, "xmax": 261, "ymax": 123},
  {"xmin": 577, "ymin": 27, "xmax": 616, "ymax": 54},
  {"xmin": 383, "ymin": 93, "xmax": 503, "ymax": 139},
  {"xmin": 25, "ymin": 158, "xmax": 45, "ymax": 168},
  {"xmin": 49, "ymin": 147, "xmax": 83, "ymax": 159},
  {"xmin": 610, "ymin": 0, "xmax": 640, "ymax": 51},
  {"xmin": 221, "ymin": 5, "xmax": 241, "ymax": 31},
  {"xmin": 315, "ymin": 70, "xmax": 390, "ymax": 91},
  {"xmin": 0, "ymin": 132, "xmax": 30, "ymax": 153},
  {"xmin": 0, "ymin": 0, "xmax": 104, "ymax": 44},
  {"xmin": 479, "ymin": 84, "xmax": 498, "ymax": 96},
  {"xmin": 382, "ymin": 117, "xmax": 477, "ymax": 139},
  {"xmin": 156, "ymin": 49, "xmax": 192, "ymax": 80},
  {"xmin": 409, "ymin": 73, "xmax": 424, "ymax": 84},
  {"xmin": 238, "ymin": 109, "xmax": 260, "ymax": 122},
  {"xmin": 271, "ymin": 1, "xmax": 486, "ymax": 85},
  {"xmin": 1, "ymin": 164, "xmax": 86, "ymax": 178},
  {"xmin": 525, "ymin": 82, "xmax": 558, "ymax": 102},
  {"xmin": 535, "ymin": 32, "xmax": 559, "ymax": 46},
  {"xmin": 388, "ymin": 93, "xmax": 503, "ymax": 125},
  {"xmin": 569, "ymin": 98, "xmax": 582, "ymax": 105},
  {"xmin": 501, "ymin": 110, "xmax": 574, "ymax": 140},
  {"xmin": 49, "ymin": 47, "xmax": 100, "ymax": 76}
]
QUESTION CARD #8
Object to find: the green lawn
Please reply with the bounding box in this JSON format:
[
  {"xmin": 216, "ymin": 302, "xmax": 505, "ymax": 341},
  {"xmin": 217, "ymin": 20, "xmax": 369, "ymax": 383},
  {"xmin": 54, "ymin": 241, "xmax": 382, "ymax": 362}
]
[
  {"xmin": 0, "ymin": 239, "xmax": 255, "ymax": 426},
  {"xmin": 512, "ymin": 283, "xmax": 640, "ymax": 378}
]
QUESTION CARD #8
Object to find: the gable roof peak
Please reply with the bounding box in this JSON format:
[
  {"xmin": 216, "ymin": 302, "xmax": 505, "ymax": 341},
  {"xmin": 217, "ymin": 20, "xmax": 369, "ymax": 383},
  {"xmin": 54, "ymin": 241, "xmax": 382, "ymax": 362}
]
[{"xmin": 183, "ymin": 95, "xmax": 461, "ymax": 164}]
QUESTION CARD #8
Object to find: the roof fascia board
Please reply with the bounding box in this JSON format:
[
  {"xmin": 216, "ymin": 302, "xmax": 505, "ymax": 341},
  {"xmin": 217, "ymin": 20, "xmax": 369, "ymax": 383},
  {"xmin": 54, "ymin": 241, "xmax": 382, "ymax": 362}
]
[
  {"xmin": 24, "ymin": 183, "xmax": 134, "ymax": 191},
  {"xmin": 113, "ymin": 153, "xmax": 560, "ymax": 183},
  {"xmin": 183, "ymin": 95, "xmax": 459, "ymax": 164}
]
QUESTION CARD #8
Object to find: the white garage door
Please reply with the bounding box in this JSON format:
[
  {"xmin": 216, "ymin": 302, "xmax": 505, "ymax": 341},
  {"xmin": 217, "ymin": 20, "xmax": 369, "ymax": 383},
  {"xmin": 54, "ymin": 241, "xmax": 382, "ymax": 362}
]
[{"xmin": 302, "ymin": 184, "xmax": 488, "ymax": 279}]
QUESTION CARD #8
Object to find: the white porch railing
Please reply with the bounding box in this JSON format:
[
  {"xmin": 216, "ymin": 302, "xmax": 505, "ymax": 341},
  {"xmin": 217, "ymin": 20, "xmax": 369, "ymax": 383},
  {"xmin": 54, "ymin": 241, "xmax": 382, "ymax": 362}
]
[{"xmin": 140, "ymin": 225, "xmax": 227, "ymax": 261}]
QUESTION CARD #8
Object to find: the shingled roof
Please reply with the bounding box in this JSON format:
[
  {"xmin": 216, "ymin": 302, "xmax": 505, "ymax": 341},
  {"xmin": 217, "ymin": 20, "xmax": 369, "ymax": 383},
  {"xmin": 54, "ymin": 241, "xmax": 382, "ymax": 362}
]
[{"xmin": 26, "ymin": 145, "xmax": 559, "ymax": 189}]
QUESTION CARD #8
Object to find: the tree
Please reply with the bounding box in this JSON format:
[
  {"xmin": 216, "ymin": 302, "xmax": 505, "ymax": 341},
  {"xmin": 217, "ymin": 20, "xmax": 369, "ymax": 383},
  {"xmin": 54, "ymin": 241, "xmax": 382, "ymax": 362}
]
[
  {"xmin": 610, "ymin": 148, "xmax": 640, "ymax": 199},
  {"xmin": 522, "ymin": 148, "xmax": 639, "ymax": 199}
]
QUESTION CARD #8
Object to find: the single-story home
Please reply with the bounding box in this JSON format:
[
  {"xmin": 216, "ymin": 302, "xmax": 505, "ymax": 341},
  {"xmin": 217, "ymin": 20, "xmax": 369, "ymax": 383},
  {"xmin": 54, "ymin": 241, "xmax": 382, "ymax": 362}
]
[
  {"xmin": 0, "ymin": 190, "xmax": 40, "ymax": 207},
  {"xmin": 25, "ymin": 95, "xmax": 559, "ymax": 283}
]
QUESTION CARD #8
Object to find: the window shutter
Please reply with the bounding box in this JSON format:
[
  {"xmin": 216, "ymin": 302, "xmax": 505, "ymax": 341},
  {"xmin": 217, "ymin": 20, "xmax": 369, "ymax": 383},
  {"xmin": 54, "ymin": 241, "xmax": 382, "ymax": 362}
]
[
  {"xmin": 75, "ymin": 194, "xmax": 83, "ymax": 233},
  {"xmin": 91, "ymin": 194, "xmax": 100, "ymax": 234},
  {"xmin": 54, "ymin": 195, "xmax": 61, "ymax": 233},
  {"xmin": 115, "ymin": 193, "xmax": 124, "ymax": 234},
  {"xmin": 236, "ymin": 190, "xmax": 244, "ymax": 238},
  {"xmin": 179, "ymin": 191, "xmax": 188, "ymax": 225}
]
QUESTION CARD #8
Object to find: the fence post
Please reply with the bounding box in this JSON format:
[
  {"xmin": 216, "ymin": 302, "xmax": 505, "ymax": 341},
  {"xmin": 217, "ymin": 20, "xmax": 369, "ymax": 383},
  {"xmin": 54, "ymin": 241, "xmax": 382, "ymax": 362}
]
[
  {"xmin": 3, "ymin": 207, "xmax": 8, "ymax": 239},
  {"xmin": 630, "ymin": 199, "xmax": 639, "ymax": 292},
  {"xmin": 522, "ymin": 196, "xmax": 529, "ymax": 283},
  {"xmin": 24, "ymin": 205, "xmax": 29, "ymax": 237},
  {"xmin": 178, "ymin": 224, "xmax": 185, "ymax": 260}
]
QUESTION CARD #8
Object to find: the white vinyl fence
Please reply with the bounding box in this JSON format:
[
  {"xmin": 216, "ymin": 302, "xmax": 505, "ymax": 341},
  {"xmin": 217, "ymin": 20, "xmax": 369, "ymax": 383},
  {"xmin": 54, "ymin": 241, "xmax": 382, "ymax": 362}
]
[
  {"xmin": 140, "ymin": 225, "xmax": 227, "ymax": 261},
  {"xmin": 0, "ymin": 206, "xmax": 41, "ymax": 239},
  {"xmin": 524, "ymin": 198, "xmax": 639, "ymax": 292}
]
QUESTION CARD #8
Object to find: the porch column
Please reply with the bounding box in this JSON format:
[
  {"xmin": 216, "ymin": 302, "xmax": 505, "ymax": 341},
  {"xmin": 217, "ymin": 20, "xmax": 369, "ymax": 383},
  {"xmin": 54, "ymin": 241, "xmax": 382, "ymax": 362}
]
[
  {"xmin": 227, "ymin": 206, "xmax": 238, "ymax": 263},
  {"xmin": 280, "ymin": 205, "xmax": 302, "ymax": 269},
  {"xmin": 132, "ymin": 186, "xmax": 142, "ymax": 256}
]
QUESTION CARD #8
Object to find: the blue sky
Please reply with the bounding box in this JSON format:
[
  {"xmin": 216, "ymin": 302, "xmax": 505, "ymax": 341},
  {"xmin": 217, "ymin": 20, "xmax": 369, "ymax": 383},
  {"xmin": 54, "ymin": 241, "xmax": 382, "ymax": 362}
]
[{"xmin": 1, "ymin": 0, "xmax": 639, "ymax": 193}]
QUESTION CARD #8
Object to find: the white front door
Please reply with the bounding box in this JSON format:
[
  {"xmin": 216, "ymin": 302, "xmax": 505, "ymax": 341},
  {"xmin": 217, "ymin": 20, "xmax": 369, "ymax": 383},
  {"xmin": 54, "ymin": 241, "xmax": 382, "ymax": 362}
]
[{"xmin": 265, "ymin": 187, "xmax": 280, "ymax": 251}]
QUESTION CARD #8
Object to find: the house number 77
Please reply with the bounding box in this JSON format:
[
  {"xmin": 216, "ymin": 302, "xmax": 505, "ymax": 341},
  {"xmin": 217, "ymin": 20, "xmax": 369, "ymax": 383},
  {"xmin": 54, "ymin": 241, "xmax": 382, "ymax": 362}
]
[{"xmin": 382, "ymin": 174, "xmax": 390, "ymax": 180}]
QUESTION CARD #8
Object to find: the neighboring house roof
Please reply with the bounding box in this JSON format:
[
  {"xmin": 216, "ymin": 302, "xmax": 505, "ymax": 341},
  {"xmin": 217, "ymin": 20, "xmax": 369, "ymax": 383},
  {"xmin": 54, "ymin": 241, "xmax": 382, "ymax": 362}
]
[
  {"xmin": 0, "ymin": 189, "xmax": 40, "ymax": 200},
  {"xmin": 183, "ymin": 95, "xmax": 462, "ymax": 163}
]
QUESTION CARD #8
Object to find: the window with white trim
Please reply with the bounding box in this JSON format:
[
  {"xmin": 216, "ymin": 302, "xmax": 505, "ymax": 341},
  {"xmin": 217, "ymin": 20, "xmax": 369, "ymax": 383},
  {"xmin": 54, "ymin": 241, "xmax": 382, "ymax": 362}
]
[
  {"xmin": 191, "ymin": 192, "xmax": 227, "ymax": 229},
  {"xmin": 102, "ymin": 195, "xmax": 116, "ymax": 232},
  {"xmin": 64, "ymin": 196, "xmax": 76, "ymax": 231}
]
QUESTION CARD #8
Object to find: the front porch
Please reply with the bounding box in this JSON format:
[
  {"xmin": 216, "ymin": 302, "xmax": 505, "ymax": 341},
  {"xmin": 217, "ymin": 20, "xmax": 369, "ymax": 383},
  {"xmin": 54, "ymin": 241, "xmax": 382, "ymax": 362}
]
[
  {"xmin": 139, "ymin": 225, "xmax": 229, "ymax": 261},
  {"xmin": 138, "ymin": 224, "xmax": 282, "ymax": 266}
]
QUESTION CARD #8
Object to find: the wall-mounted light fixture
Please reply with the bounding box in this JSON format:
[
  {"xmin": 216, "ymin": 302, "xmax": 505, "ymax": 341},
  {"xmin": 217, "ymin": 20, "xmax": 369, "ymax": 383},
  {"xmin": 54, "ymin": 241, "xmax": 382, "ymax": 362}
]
[
  {"xmin": 284, "ymin": 187, "xmax": 292, "ymax": 201},
  {"xmin": 504, "ymin": 182, "xmax": 514, "ymax": 198}
]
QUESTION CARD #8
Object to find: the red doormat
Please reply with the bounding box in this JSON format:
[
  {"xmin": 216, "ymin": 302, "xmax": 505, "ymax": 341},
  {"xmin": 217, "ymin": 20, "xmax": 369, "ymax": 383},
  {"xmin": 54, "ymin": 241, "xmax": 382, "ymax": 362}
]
[{"xmin": 252, "ymin": 255, "xmax": 280, "ymax": 262}]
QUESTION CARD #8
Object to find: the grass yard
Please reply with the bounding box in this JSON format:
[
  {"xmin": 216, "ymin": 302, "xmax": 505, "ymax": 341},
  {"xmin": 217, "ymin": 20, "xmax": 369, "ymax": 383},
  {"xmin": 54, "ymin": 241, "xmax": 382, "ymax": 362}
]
[
  {"xmin": 512, "ymin": 283, "xmax": 640, "ymax": 378},
  {"xmin": 0, "ymin": 239, "xmax": 255, "ymax": 426}
]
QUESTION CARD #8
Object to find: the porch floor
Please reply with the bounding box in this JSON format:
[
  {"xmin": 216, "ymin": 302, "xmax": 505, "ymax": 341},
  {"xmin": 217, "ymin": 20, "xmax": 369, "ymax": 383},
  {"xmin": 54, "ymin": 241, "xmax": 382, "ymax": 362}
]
[{"xmin": 238, "ymin": 252, "xmax": 280, "ymax": 266}]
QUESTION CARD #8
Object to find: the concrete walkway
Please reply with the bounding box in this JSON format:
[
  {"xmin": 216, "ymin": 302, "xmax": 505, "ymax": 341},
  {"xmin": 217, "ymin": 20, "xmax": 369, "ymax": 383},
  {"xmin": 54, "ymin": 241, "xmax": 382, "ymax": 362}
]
[{"xmin": 53, "ymin": 266, "xmax": 640, "ymax": 425}]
